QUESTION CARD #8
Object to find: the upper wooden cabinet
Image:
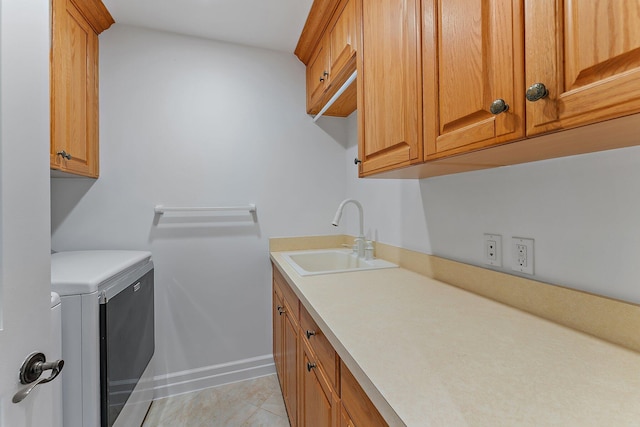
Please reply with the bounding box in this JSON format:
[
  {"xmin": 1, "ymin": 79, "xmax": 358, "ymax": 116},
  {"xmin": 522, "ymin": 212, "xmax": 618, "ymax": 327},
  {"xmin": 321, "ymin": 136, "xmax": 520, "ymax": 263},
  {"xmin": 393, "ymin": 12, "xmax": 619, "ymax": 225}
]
[
  {"xmin": 357, "ymin": 0, "xmax": 423, "ymax": 175},
  {"xmin": 297, "ymin": 0, "xmax": 640, "ymax": 178},
  {"xmin": 524, "ymin": 0, "xmax": 640, "ymax": 136},
  {"xmin": 50, "ymin": 0, "xmax": 113, "ymax": 178},
  {"xmin": 296, "ymin": 0, "xmax": 358, "ymax": 117},
  {"xmin": 380, "ymin": 0, "xmax": 640, "ymax": 178},
  {"xmin": 423, "ymin": 0, "xmax": 525, "ymax": 159}
]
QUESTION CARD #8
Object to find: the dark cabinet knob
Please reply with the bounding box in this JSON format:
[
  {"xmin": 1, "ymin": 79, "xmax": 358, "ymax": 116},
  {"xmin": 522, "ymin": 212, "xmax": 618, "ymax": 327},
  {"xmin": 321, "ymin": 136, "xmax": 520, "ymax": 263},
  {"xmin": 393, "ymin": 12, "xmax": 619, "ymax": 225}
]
[
  {"xmin": 57, "ymin": 150, "xmax": 72, "ymax": 160},
  {"xmin": 489, "ymin": 99, "xmax": 509, "ymax": 115},
  {"xmin": 526, "ymin": 83, "xmax": 549, "ymax": 102}
]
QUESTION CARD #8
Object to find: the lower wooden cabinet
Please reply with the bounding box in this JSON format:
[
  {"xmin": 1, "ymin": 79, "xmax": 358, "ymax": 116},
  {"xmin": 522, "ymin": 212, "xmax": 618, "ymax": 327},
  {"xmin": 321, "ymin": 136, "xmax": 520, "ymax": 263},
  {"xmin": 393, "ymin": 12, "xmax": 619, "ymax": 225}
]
[{"xmin": 272, "ymin": 264, "xmax": 388, "ymax": 427}]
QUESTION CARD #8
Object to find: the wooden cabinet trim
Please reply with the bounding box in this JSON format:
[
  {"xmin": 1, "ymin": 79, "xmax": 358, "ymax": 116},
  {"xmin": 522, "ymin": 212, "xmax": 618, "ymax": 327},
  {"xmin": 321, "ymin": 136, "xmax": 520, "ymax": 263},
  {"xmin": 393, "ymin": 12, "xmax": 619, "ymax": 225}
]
[
  {"xmin": 68, "ymin": 0, "xmax": 114, "ymax": 34},
  {"xmin": 295, "ymin": 0, "xmax": 342, "ymax": 65}
]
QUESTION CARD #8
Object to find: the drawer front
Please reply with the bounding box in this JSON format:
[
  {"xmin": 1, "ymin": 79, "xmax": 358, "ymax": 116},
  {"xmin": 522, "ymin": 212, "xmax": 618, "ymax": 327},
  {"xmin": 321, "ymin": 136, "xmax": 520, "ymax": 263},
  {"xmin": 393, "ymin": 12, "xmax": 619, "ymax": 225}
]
[{"xmin": 300, "ymin": 304, "xmax": 338, "ymax": 391}]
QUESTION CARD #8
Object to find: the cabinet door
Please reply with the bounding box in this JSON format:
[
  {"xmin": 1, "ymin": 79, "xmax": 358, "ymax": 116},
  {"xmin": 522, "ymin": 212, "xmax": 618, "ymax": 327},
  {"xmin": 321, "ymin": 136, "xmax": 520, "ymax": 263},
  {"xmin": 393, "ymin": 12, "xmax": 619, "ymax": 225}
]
[
  {"xmin": 424, "ymin": 0, "xmax": 524, "ymax": 159},
  {"xmin": 340, "ymin": 404, "xmax": 355, "ymax": 427},
  {"xmin": 283, "ymin": 305, "xmax": 298, "ymax": 427},
  {"xmin": 340, "ymin": 361, "xmax": 387, "ymax": 427},
  {"xmin": 299, "ymin": 337, "xmax": 339, "ymax": 427},
  {"xmin": 329, "ymin": 0, "xmax": 357, "ymax": 80},
  {"xmin": 51, "ymin": 0, "xmax": 100, "ymax": 177},
  {"xmin": 525, "ymin": 1, "xmax": 640, "ymax": 135},
  {"xmin": 307, "ymin": 39, "xmax": 330, "ymax": 114},
  {"xmin": 273, "ymin": 289, "xmax": 284, "ymax": 389},
  {"xmin": 357, "ymin": 0, "xmax": 422, "ymax": 175}
]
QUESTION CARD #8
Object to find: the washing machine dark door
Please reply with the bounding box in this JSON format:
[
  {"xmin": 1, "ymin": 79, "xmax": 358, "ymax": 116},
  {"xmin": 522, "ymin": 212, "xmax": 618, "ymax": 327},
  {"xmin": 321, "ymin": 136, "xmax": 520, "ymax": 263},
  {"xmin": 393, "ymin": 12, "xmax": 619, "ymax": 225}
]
[{"xmin": 100, "ymin": 268, "xmax": 154, "ymax": 427}]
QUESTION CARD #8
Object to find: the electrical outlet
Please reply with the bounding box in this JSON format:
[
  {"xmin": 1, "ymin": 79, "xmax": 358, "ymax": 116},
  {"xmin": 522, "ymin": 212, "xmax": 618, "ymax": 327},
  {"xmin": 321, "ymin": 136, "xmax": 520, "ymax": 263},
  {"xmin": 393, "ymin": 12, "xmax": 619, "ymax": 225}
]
[
  {"xmin": 483, "ymin": 234, "xmax": 502, "ymax": 267},
  {"xmin": 511, "ymin": 237, "xmax": 534, "ymax": 275}
]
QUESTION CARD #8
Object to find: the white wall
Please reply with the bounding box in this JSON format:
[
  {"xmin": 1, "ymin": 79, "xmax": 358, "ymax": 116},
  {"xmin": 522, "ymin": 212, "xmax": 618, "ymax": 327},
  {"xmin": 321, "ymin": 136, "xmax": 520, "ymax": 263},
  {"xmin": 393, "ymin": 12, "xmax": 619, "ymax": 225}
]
[
  {"xmin": 51, "ymin": 25, "xmax": 348, "ymax": 396},
  {"xmin": 344, "ymin": 113, "xmax": 640, "ymax": 304}
]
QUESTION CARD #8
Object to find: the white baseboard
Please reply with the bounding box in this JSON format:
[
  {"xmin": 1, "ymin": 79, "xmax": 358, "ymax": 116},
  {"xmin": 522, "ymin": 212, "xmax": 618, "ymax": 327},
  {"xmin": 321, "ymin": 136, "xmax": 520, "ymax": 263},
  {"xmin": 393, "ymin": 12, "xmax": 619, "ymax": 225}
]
[{"xmin": 150, "ymin": 354, "xmax": 276, "ymax": 400}]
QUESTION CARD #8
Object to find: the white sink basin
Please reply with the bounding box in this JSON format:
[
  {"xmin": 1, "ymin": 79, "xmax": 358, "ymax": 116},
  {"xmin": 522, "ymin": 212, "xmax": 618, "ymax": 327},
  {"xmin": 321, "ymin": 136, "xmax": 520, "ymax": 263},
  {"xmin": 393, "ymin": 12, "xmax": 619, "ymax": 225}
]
[{"xmin": 281, "ymin": 249, "xmax": 397, "ymax": 276}]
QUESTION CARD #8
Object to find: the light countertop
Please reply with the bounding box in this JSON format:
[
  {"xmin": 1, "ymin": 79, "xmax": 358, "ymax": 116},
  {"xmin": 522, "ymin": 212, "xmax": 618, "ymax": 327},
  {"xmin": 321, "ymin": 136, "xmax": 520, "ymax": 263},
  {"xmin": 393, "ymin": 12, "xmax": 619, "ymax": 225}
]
[{"xmin": 270, "ymin": 250, "xmax": 640, "ymax": 427}]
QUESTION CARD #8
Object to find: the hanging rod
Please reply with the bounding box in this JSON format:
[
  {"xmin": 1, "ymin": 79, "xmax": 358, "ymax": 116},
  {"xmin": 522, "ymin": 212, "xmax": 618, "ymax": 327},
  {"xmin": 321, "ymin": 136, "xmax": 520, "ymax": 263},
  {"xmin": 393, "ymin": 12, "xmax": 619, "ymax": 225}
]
[
  {"xmin": 154, "ymin": 204, "xmax": 256, "ymax": 215},
  {"xmin": 312, "ymin": 70, "xmax": 357, "ymax": 123}
]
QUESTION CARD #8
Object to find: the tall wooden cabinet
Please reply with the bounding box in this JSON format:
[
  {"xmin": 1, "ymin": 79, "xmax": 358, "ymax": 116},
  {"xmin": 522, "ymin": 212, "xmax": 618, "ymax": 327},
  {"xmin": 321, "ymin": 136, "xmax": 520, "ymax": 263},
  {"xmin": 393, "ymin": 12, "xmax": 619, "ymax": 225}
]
[
  {"xmin": 423, "ymin": 0, "xmax": 524, "ymax": 159},
  {"xmin": 50, "ymin": 0, "xmax": 113, "ymax": 178},
  {"xmin": 524, "ymin": 0, "xmax": 640, "ymax": 135},
  {"xmin": 356, "ymin": 0, "xmax": 423, "ymax": 175}
]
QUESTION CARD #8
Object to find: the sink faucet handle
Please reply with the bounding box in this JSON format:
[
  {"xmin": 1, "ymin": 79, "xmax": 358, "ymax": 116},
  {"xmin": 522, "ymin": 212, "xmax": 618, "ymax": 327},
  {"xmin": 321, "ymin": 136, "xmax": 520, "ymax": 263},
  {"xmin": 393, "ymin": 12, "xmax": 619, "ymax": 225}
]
[
  {"xmin": 365, "ymin": 240, "xmax": 374, "ymax": 261},
  {"xmin": 341, "ymin": 243, "xmax": 357, "ymax": 254}
]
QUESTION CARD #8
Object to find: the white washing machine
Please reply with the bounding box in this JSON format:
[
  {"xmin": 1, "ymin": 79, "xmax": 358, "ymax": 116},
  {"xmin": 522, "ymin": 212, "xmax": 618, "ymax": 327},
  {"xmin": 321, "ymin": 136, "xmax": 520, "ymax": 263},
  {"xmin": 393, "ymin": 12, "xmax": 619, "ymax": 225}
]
[{"xmin": 51, "ymin": 251, "xmax": 155, "ymax": 427}]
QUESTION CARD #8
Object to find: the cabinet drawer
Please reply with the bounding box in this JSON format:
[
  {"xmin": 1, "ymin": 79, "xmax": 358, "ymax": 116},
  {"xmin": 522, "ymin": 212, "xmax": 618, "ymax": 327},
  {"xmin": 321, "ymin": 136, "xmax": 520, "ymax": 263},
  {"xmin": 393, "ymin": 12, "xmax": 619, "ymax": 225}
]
[
  {"xmin": 273, "ymin": 267, "xmax": 299, "ymax": 320},
  {"xmin": 300, "ymin": 304, "xmax": 338, "ymax": 391}
]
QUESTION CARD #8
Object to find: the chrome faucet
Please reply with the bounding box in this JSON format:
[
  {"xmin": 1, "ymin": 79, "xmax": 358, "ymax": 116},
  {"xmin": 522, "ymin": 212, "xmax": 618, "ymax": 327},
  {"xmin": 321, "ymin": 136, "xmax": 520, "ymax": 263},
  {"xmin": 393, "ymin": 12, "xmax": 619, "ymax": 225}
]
[{"xmin": 332, "ymin": 199, "xmax": 366, "ymax": 258}]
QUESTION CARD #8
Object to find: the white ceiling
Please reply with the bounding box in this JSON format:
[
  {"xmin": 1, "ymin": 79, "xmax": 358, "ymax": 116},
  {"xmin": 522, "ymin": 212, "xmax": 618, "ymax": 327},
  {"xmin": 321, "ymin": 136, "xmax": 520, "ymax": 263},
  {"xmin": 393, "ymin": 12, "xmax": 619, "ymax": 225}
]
[{"xmin": 102, "ymin": 0, "xmax": 314, "ymax": 53}]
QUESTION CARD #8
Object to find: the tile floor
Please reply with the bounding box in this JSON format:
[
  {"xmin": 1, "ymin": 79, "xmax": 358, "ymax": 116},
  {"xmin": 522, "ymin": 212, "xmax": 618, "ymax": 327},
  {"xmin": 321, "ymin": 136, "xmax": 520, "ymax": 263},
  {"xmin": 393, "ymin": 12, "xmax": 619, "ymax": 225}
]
[{"xmin": 142, "ymin": 374, "xmax": 290, "ymax": 427}]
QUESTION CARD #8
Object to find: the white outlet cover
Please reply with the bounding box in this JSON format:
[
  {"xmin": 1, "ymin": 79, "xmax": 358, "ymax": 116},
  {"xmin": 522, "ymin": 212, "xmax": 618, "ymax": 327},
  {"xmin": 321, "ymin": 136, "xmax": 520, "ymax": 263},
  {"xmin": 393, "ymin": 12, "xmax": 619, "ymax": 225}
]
[
  {"xmin": 511, "ymin": 237, "xmax": 534, "ymax": 275},
  {"xmin": 483, "ymin": 234, "xmax": 502, "ymax": 267}
]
